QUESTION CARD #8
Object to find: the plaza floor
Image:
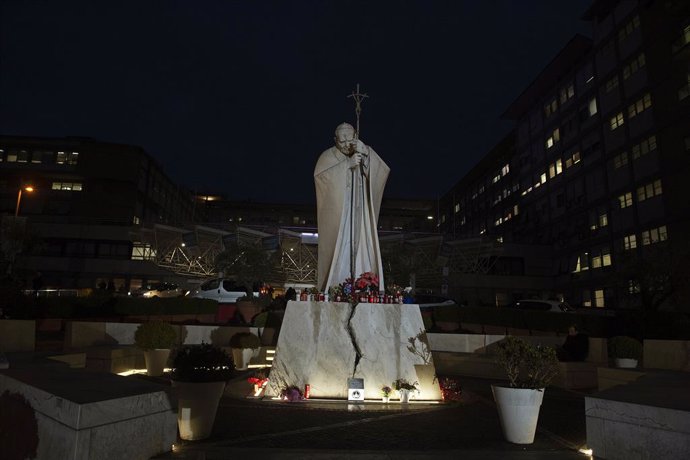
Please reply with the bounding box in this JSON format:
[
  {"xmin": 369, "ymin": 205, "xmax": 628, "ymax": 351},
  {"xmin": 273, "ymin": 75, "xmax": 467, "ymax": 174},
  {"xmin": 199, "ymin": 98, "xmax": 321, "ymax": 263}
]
[{"xmin": 153, "ymin": 374, "xmax": 593, "ymax": 460}]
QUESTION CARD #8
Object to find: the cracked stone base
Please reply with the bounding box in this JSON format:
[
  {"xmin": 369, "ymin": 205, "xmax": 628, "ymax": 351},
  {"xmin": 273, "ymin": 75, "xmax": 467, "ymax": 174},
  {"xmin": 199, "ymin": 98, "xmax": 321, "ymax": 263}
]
[{"xmin": 265, "ymin": 300, "xmax": 441, "ymax": 400}]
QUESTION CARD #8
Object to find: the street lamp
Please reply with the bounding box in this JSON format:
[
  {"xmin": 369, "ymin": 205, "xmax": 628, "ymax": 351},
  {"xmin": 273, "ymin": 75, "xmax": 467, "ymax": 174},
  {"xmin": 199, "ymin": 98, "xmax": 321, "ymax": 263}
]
[{"xmin": 15, "ymin": 185, "xmax": 35, "ymax": 217}]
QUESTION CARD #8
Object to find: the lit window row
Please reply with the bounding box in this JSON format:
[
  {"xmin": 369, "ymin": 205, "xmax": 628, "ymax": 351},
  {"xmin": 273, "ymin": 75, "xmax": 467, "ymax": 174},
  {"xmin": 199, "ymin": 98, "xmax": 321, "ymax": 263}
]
[
  {"xmin": 521, "ymin": 152, "xmax": 580, "ymax": 197},
  {"xmin": 573, "ymin": 248, "xmax": 612, "ymax": 273},
  {"xmin": 52, "ymin": 182, "xmax": 83, "ymax": 191},
  {"xmin": 636, "ymin": 179, "xmax": 662, "ymax": 202},
  {"xmin": 618, "ymin": 192, "xmax": 633, "ymax": 209},
  {"xmin": 548, "ymin": 159, "xmax": 563, "ymax": 179},
  {"xmin": 623, "ymin": 234, "xmax": 637, "ymax": 250},
  {"xmin": 618, "ymin": 15, "xmax": 640, "ymax": 43},
  {"xmin": 583, "ymin": 289, "xmax": 606, "ymax": 308},
  {"xmin": 628, "ymin": 93, "xmax": 652, "ymax": 119},
  {"xmin": 623, "ymin": 53, "xmax": 646, "ymax": 80},
  {"xmin": 632, "ymin": 134, "xmax": 657, "ymax": 159},
  {"xmin": 641, "ymin": 225, "xmax": 668, "ymax": 245},
  {"xmin": 0, "ymin": 149, "xmax": 79, "ymax": 165}
]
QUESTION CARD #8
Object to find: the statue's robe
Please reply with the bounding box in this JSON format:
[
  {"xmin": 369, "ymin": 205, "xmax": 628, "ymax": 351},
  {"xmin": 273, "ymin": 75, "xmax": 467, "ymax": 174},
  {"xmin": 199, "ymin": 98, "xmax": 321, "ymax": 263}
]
[{"xmin": 314, "ymin": 144, "xmax": 389, "ymax": 292}]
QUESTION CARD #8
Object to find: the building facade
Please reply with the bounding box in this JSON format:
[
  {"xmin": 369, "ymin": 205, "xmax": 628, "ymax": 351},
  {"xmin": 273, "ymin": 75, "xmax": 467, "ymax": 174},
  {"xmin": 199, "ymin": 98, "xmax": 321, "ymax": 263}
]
[{"xmin": 440, "ymin": 0, "xmax": 690, "ymax": 308}]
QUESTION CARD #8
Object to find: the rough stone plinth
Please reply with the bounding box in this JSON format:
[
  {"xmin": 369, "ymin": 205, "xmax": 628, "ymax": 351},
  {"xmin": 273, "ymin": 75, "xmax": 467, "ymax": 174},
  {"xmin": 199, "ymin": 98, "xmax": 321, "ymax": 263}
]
[{"xmin": 265, "ymin": 301, "xmax": 441, "ymax": 400}]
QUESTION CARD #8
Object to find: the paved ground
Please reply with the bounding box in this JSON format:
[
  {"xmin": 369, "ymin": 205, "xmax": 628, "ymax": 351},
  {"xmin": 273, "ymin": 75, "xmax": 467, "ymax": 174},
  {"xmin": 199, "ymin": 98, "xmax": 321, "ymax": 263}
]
[{"xmin": 153, "ymin": 373, "xmax": 593, "ymax": 460}]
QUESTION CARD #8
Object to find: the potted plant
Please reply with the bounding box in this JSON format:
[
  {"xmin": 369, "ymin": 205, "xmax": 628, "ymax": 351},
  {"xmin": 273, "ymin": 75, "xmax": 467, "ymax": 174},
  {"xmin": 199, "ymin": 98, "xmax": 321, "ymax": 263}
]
[
  {"xmin": 608, "ymin": 336, "xmax": 642, "ymax": 368},
  {"xmin": 392, "ymin": 378, "xmax": 419, "ymax": 403},
  {"xmin": 229, "ymin": 331, "xmax": 260, "ymax": 370},
  {"xmin": 492, "ymin": 336, "xmax": 559, "ymax": 444},
  {"xmin": 170, "ymin": 343, "xmax": 235, "ymax": 440},
  {"xmin": 134, "ymin": 320, "xmax": 177, "ymax": 376},
  {"xmin": 380, "ymin": 385, "xmax": 393, "ymax": 403}
]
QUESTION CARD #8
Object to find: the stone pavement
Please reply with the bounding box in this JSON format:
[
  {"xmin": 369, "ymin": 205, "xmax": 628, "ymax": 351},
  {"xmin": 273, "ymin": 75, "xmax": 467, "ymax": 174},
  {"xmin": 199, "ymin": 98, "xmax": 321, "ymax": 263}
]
[{"xmin": 153, "ymin": 373, "xmax": 593, "ymax": 460}]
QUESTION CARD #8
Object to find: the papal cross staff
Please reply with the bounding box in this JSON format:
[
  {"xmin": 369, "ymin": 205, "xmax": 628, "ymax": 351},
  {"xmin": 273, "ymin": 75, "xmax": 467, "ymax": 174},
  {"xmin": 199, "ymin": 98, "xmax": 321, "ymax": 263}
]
[{"xmin": 346, "ymin": 84, "xmax": 368, "ymax": 281}]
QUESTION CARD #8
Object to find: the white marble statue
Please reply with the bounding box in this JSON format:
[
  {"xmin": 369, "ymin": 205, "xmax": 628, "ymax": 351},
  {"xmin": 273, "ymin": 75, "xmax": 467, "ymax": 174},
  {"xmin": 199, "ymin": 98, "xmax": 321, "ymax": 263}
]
[{"xmin": 314, "ymin": 122, "xmax": 390, "ymax": 292}]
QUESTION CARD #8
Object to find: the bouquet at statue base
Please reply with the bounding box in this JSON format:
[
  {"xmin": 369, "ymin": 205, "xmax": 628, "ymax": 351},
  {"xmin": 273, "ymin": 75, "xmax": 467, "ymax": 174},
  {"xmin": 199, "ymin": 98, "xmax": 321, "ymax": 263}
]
[
  {"xmin": 247, "ymin": 371, "xmax": 269, "ymax": 397},
  {"xmin": 329, "ymin": 272, "xmax": 381, "ymax": 303}
]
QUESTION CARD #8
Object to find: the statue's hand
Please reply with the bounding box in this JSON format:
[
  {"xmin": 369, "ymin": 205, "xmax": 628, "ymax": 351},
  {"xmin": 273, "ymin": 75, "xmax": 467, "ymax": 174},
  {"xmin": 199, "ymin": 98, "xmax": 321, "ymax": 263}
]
[
  {"xmin": 348, "ymin": 152, "xmax": 363, "ymax": 169},
  {"xmin": 353, "ymin": 139, "xmax": 367, "ymax": 155}
]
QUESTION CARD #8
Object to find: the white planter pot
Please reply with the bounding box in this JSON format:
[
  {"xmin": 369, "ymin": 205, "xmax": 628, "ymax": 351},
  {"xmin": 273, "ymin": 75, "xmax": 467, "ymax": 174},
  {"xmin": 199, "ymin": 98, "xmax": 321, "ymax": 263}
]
[
  {"xmin": 398, "ymin": 389, "xmax": 410, "ymax": 403},
  {"xmin": 491, "ymin": 385, "xmax": 545, "ymax": 444},
  {"xmin": 615, "ymin": 358, "xmax": 638, "ymax": 368},
  {"xmin": 382, "ymin": 396, "xmax": 390, "ymax": 403},
  {"xmin": 232, "ymin": 348, "xmax": 255, "ymax": 370},
  {"xmin": 173, "ymin": 380, "xmax": 226, "ymax": 440},
  {"xmin": 143, "ymin": 349, "xmax": 170, "ymax": 377}
]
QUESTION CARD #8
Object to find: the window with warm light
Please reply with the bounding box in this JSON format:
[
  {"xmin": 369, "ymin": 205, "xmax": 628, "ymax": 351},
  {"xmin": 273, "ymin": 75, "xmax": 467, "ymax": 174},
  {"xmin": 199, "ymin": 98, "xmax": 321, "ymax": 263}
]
[
  {"xmin": 559, "ymin": 83, "xmax": 575, "ymax": 104},
  {"xmin": 52, "ymin": 182, "xmax": 83, "ymax": 191},
  {"xmin": 618, "ymin": 192, "xmax": 633, "ymax": 209},
  {"xmin": 610, "ymin": 112, "xmax": 625, "ymax": 130},
  {"xmin": 632, "ymin": 134, "xmax": 657, "ymax": 159},
  {"xmin": 641, "ymin": 225, "xmax": 668, "ymax": 245},
  {"xmin": 623, "ymin": 234, "xmax": 637, "ymax": 250},
  {"xmin": 628, "ymin": 93, "xmax": 652, "ymax": 119},
  {"xmin": 545, "ymin": 128, "xmax": 560, "ymax": 149},
  {"xmin": 636, "ymin": 179, "xmax": 662, "ymax": 202},
  {"xmin": 56, "ymin": 151, "xmax": 79, "ymax": 165},
  {"xmin": 594, "ymin": 289, "xmax": 605, "ymax": 307}
]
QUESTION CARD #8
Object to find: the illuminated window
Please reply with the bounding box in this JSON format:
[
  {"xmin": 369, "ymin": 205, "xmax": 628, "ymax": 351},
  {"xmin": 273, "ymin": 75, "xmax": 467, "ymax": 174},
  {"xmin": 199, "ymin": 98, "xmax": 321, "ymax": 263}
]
[
  {"xmin": 544, "ymin": 99, "xmax": 558, "ymax": 117},
  {"xmin": 501, "ymin": 164, "xmax": 510, "ymax": 176},
  {"xmin": 133, "ymin": 216, "xmax": 141, "ymax": 225},
  {"xmin": 559, "ymin": 83, "xmax": 575, "ymax": 104},
  {"xmin": 52, "ymin": 182, "xmax": 83, "ymax": 191},
  {"xmin": 605, "ymin": 76, "xmax": 619, "ymax": 93},
  {"xmin": 628, "ymin": 94, "xmax": 652, "ymax": 119},
  {"xmin": 594, "ymin": 289, "xmax": 605, "ymax": 308},
  {"xmin": 610, "ymin": 112, "xmax": 625, "ymax": 130},
  {"xmin": 0, "ymin": 149, "xmax": 3, "ymax": 162},
  {"xmin": 591, "ymin": 248, "xmax": 610, "ymax": 269},
  {"xmin": 131, "ymin": 242, "xmax": 156, "ymax": 260},
  {"xmin": 613, "ymin": 152, "xmax": 629, "ymax": 169},
  {"xmin": 545, "ymin": 128, "xmax": 560, "ymax": 149},
  {"xmin": 618, "ymin": 15, "xmax": 640, "ymax": 43},
  {"xmin": 618, "ymin": 192, "xmax": 633, "ymax": 209},
  {"xmin": 632, "ymin": 135, "xmax": 657, "ymax": 159},
  {"xmin": 492, "ymin": 173, "xmax": 501, "ymax": 184},
  {"xmin": 573, "ymin": 252, "xmax": 590, "ymax": 273},
  {"xmin": 624, "ymin": 234, "xmax": 637, "ymax": 250},
  {"xmin": 641, "ymin": 225, "xmax": 668, "ymax": 245},
  {"xmin": 454, "ymin": 203, "xmax": 460, "ymax": 213},
  {"xmin": 623, "ymin": 53, "xmax": 646, "ymax": 80},
  {"xmin": 637, "ymin": 179, "xmax": 662, "ymax": 202},
  {"xmin": 565, "ymin": 151, "xmax": 581, "ymax": 169},
  {"xmin": 17, "ymin": 150, "xmax": 28, "ymax": 163},
  {"xmin": 590, "ymin": 208, "xmax": 608, "ymax": 230},
  {"xmin": 56, "ymin": 151, "xmax": 79, "ymax": 165}
]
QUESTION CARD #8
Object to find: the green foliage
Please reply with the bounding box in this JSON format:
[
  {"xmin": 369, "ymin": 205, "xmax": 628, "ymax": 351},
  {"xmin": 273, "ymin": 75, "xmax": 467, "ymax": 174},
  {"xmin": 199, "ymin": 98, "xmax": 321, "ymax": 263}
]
[
  {"xmin": 495, "ymin": 336, "xmax": 559, "ymax": 389},
  {"xmin": 170, "ymin": 343, "xmax": 235, "ymax": 383},
  {"xmin": 229, "ymin": 331, "xmax": 260, "ymax": 349},
  {"xmin": 134, "ymin": 320, "xmax": 177, "ymax": 350},
  {"xmin": 392, "ymin": 378, "xmax": 419, "ymax": 391},
  {"xmin": 608, "ymin": 336, "xmax": 642, "ymax": 360}
]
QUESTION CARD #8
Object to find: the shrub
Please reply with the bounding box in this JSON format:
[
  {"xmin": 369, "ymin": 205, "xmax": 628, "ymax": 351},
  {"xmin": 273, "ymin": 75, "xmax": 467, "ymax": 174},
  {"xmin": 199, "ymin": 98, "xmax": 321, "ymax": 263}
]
[
  {"xmin": 495, "ymin": 336, "xmax": 559, "ymax": 389},
  {"xmin": 170, "ymin": 343, "xmax": 235, "ymax": 382},
  {"xmin": 134, "ymin": 321, "xmax": 177, "ymax": 350},
  {"xmin": 608, "ymin": 336, "xmax": 642, "ymax": 360}
]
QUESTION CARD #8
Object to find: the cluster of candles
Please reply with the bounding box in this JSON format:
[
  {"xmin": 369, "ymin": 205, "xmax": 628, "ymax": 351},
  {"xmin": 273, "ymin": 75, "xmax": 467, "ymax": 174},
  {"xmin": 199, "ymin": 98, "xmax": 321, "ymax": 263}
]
[{"xmin": 297, "ymin": 290, "xmax": 404, "ymax": 304}]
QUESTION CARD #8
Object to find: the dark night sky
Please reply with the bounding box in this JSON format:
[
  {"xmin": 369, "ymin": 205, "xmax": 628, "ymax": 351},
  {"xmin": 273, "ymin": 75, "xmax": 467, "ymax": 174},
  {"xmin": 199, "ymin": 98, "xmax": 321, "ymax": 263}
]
[{"xmin": 0, "ymin": 0, "xmax": 591, "ymax": 204}]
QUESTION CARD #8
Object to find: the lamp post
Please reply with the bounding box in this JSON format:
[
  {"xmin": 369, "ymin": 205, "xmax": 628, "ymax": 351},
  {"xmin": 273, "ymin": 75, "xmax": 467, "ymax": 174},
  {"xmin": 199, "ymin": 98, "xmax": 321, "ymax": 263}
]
[{"xmin": 15, "ymin": 185, "xmax": 34, "ymax": 217}]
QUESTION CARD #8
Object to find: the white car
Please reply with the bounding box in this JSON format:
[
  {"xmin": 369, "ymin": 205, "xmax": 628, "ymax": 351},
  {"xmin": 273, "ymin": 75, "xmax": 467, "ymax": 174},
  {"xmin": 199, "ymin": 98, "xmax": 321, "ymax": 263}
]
[
  {"xmin": 513, "ymin": 299, "xmax": 573, "ymax": 313},
  {"xmin": 187, "ymin": 279, "xmax": 258, "ymax": 304}
]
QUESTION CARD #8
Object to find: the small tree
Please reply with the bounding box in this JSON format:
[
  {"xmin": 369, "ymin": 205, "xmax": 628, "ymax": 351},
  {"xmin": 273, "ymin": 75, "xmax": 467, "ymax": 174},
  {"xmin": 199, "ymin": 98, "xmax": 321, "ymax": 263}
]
[{"xmin": 215, "ymin": 242, "xmax": 273, "ymax": 294}]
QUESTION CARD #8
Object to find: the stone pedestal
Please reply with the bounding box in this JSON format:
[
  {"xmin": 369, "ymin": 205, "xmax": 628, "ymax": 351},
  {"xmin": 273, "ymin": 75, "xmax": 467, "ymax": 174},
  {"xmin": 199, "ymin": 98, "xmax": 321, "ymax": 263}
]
[
  {"xmin": 0, "ymin": 366, "xmax": 176, "ymax": 460},
  {"xmin": 265, "ymin": 301, "xmax": 441, "ymax": 400}
]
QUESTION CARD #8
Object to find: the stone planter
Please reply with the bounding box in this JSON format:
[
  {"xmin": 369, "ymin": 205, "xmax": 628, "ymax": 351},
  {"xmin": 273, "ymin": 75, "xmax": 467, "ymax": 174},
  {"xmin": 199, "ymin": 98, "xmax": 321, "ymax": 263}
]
[
  {"xmin": 231, "ymin": 347, "xmax": 255, "ymax": 370},
  {"xmin": 614, "ymin": 358, "xmax": 638, "ymax": 368},
  {"xmin": 236, "ymin": 301, "xmax": 261, "ymax": 324},
  {"xmin": 172, "ymin": 380, "xmax": 226, "ymax": 440},
  {"xmin": 491, "ymin": 385, "xmax": 545, "ymax": 444},
  {"xmin": 144, "ymin": 349, "xmax": 170, "ymax": 377}
]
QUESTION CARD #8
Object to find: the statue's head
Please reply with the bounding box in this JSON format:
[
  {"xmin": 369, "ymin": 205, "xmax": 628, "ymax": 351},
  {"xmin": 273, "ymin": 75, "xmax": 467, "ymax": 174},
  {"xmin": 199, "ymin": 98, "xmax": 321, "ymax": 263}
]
[{"xmin": 334, "ymin": 123, "xmax": 356, "ymax": 154}]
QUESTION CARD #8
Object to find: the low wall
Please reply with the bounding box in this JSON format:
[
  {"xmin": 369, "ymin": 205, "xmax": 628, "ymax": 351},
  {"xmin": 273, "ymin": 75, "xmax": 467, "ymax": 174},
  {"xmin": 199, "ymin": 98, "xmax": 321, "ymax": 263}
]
[
  {"xmin": 644, "ymin": 340, "xmax": 690, "ymax": 371},
  {"xmin": 64, "ymin": 320, "xmax": 262, "ymax": 348},
  {"xmin": 0, "ymin": 319, "xmax": 35, "ymax": 352}
]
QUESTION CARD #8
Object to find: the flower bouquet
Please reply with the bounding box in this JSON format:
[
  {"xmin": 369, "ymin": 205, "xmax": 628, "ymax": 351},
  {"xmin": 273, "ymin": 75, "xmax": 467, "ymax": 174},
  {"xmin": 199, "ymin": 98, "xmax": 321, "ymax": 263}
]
[
  {"xmin": 247, "ymin": 370, "xmax": 269, "ymax": 397},
  {"xmin": 439, "ymin": 377, "xmax": 462, "ymax": 402},
  {"xmin": 280, "ymin": 385, "xmax": 304, "ymax": 402},
  {"xmin": 392, "ymin": 378, "xmax": 419, "ymax": 403},
  {"xmin": 381, "ymin": 385, "xmax": 392, "ymax": 403}
]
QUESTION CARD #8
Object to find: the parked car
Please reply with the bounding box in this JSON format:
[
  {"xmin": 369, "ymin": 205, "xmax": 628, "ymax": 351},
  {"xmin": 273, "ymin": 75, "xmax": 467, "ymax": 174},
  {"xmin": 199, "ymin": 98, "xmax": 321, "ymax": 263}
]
[
  {"xmin": 413, "ymin": 293, "xmax": 457, "ymax": 310},
  {"xmin": 511, "ymin": 299, "xmax": 573, "ymax": 313},
  {"xmin": 187, "ymin": 278, "xmax": 259, "ymax": 304},
  {"xmin": 136, "ymin": 282, "xmax": 185, "ymax": 298}
]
